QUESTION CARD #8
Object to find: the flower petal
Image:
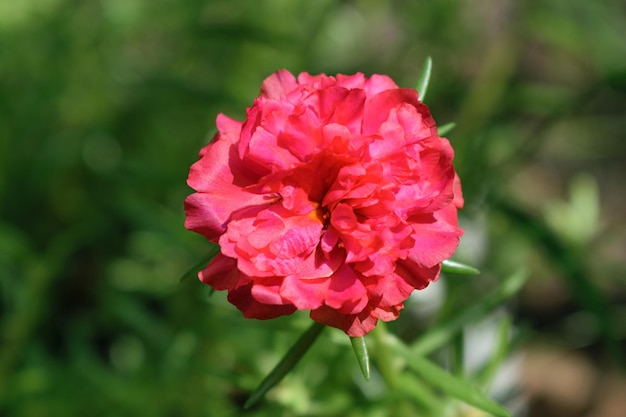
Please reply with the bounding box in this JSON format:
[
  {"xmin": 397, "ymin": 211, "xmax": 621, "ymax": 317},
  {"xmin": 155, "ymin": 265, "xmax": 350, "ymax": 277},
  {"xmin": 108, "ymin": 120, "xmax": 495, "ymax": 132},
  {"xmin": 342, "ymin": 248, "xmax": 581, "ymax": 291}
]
[
  {"xmin": 407, "ymin": 206, "xmax": 463, "ymax": 268},
  {"xmin": 228, "ymin": 282, "xmax": 297, "ymax": 319},
  {"xmin": 261, "ymin": 69, "xmax": 298, "ymax": 99},
  {"xmin": 198, "ymin": 253, "xmax": 248, "ymax": 290},
  {"xmin": 362, "ymin": 88, "xmax": 422, "ymax": 135},
  {"xmin": 310, "ymin": 305, "xmax": 379, "ymax": 337},
  {"xmin": 185, "ymin": 69, "xmax": 465, "ymax": 337},
  {"xmin": 324, "ymin": 264, "xmax": 368, "ymax": 314}
]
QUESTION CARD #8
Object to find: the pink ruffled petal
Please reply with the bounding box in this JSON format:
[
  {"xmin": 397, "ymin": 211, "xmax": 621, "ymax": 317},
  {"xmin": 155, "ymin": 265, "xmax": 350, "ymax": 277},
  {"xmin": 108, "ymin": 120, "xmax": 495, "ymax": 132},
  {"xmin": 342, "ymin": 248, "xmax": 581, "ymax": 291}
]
[
  {"xmin": 362, "ymin": 89, "xmax": 421, "ymax": 135},
  {"xmin": 279, "ymin": 275, "xmax": 327, "ymax": 310},
  {"xmin": 280, "ymin": 108, "xmax": 322, "ymax": 161},
  {"xmin": 318, "ymin": 87, "xmax": 365, "ymax": 133},
  {"xmin": 280, "ymin": 265, "xmax": 368, "ymax": 317},
  {"xmin": 310, "ymin": 305, "xmax": 379, "ymax": 337},
  {"xmin": 185, "ymin": 69, "xmax": 465, "ymax": 337},
  {"xmin": 198, "ymin": 253, "xmax": 248, "ymax": 290},
  {"xmin": 361, "ymin": 270, "xmax": 416, "ymax": 307},
  {"xmin": 250, "ymin": 276, "xmax": 291, "ymax": 305},
  {"xmin": 296, "ymin": 246, "xmax": 344, "ymax": 279},
  {"xmin": 394, "ymin": 259, "xmax": 441, "ymax": 292},
  {"xmin": 228, "ymin": 282, "xmax": 297, "ymax": 320},
  {"xmin": 334, "ymin": 73, "xmax": 367, "ymax": 89},
  {"xmin": 246, "ymin": 125, "xmax": 301, "ymax": 172},
  {"xmin": 407, "ymin": 206, "xmax": 463, "ymax": 268},
  {"xmin": 184, "ymin": 192, "xmax": 270, "ymax": 242},
  {"xmin": 324, "ymin": 264, "xmax": 368, "ymax": 314},
  {"xmin": 261, "ymin": 69, "xmax": 298, "ymax": 99},
  {"xmin": 185, "ymin": 118, "xmax": 270, "ymax": 240},
  {"xmin": 371, "ymin": 304, "xmax": 403, "ymax": 322},
  {"xmin": 452, "ymin": 173, "xmax": 464, "ymax": 208},
  {"xmin": 363, "ymin": 74, "xmax": 399, "ymax": 97},
  {"xmin": 220, "ymin": 204, "xmax": 325, "ymax": 278}
]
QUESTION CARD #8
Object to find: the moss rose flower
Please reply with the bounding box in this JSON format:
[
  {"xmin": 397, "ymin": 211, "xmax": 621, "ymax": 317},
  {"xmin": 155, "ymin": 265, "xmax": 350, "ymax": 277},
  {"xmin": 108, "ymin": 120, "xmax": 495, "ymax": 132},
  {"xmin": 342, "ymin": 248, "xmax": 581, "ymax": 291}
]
[{"xmin": 185, "ymin": 70, "xmax": 464, "ymax": 336}]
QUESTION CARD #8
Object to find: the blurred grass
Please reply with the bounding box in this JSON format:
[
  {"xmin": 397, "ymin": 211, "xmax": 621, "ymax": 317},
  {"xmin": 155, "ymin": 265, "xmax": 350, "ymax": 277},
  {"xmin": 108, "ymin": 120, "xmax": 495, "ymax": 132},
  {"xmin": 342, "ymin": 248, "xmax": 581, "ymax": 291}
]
[{"xmin": 1, "ymin": 0, "xmax": 625, "ymax": 416}]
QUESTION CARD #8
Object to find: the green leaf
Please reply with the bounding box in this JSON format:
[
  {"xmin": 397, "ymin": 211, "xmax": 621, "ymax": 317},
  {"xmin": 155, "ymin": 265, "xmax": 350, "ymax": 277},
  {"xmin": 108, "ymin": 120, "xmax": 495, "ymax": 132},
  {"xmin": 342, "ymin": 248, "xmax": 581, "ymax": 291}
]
[
  {"xmin": 179, "ymin": 244, "xmax": 220, "ymax": 282},
  {"xmin": 244, "ymin": 322, "xmax": 326, "ymax": 409},
  {"xmin": 441, "ymin": 259, "xmax": 480, "ymax": 275},
  {"xmin": 437, "ymin": 122, "xmax": 456, "ymax": 136},
  {"xmin": 350, "ymin": 336, "xmax": 370, "ymax": 381},
  {"xmin": 450, "ymin": 331, "xmax": 465, "ymax": 377},
  {"xmin": 399, "ymin": 349, "xmax": 511, "ymax": 417},
  {"xmin": 396, "ymin": 373, "xmax": 443, "ymax": 414},
  {"xmin": 415, "ymin": 56, "xmax": 433, "ymax": 101},
  {"xmin": 476, "ymin": 315, "xmax": 512, "ymax": 390},
  {"xmin": 411, "ymin": 269, "xmax": 527, "ymax": 357}
]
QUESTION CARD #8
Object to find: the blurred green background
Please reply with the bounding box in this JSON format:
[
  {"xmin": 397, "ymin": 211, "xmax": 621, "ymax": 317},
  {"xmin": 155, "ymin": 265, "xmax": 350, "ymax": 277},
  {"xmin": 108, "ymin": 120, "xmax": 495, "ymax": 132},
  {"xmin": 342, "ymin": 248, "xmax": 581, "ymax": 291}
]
[{"xmin": 1, "ymin": 1, "xmax": 625, "ymax": 416}]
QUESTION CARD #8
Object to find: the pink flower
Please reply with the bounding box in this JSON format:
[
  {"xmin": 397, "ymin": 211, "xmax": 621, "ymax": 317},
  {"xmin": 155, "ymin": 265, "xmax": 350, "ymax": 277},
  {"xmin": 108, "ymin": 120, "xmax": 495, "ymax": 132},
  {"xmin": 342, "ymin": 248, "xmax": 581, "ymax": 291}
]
[{"xmin": 185, "ymin": 70, "xmax": 464, "ymax": 336}]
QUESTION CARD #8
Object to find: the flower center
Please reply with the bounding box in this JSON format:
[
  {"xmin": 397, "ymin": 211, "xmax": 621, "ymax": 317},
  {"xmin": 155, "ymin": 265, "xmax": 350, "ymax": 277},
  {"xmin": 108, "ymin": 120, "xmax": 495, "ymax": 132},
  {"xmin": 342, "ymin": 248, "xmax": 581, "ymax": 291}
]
[{"xmin": 308, "ymin": 204, "xmax": 329, "ymax": 227}]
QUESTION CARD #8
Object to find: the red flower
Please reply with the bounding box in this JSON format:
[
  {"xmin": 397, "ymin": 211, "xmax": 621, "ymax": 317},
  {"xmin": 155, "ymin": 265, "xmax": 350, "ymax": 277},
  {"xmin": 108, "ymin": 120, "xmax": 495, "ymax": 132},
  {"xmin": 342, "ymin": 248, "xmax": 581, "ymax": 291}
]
[{"xmin": 185, "ymin": 70, "xmax": 464, "ymax": 336}]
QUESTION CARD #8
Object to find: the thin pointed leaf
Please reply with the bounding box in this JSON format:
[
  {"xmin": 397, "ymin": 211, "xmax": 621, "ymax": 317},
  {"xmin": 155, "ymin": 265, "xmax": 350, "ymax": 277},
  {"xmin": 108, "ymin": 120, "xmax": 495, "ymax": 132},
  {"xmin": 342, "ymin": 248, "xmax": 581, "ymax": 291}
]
[
  {"xmin": 350, "ymin": 336, "xmax": 370, "ymax": 381},
  {"xmin": 179, "ymin": 244, "xmax": 220, "ymax": 282},
  {"xmin": 416, "ymin": 56, "xmax": 433, "ymax": 101},
  {"xmin": 396, "ymin": 374, "xmax": 443, "ymax": 414},
  {"xmin": 244, "ymin": 322, "xmax": 326, "ymax": 409},
  {"xmin": 477, "ymin": 315, "xmax": 512, "ymax": 390},
  {"xmin": 450, "ymin": 331, "xmax": 465, "ymax": 378},
  {"xmin": 441, "ymin": 259, "xmax": 480, "ymax": 275},
  {"xmin": 399, "ymin": 349, "xmax": 511, "ymax": 417},
  {"xmin": 412, "ymin": 269, "xmax": 527, "ymax": 356},
  {"xmin": 437, "ymin": 122, "xmax": 456, "ymax": 136}
]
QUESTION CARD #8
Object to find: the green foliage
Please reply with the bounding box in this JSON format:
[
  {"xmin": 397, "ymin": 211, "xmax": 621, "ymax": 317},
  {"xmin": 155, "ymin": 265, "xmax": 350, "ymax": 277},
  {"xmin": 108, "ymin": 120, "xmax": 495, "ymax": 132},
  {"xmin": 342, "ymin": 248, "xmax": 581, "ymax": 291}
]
[
  {"xmin": 350, "ymin": 336, "xmax": 371, "ymax": 382},
  {"xmin": 415, "ymin": 56, "xmax": 432, "ymax": 101},
  {"xmin": 245, "ymin": 322, "xmax": 326, "ymax": 410},
  {"xmin": 1, "ymin": 1, "xmax": 624, "ymax": 416}
]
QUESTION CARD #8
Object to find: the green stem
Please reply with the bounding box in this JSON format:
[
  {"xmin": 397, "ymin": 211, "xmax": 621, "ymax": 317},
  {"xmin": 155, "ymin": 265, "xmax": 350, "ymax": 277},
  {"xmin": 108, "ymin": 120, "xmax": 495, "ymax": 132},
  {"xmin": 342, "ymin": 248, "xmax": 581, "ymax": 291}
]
[
  {"xmin": 244, "ymin": 322, "xmax": 326, "ymax": 409},
  {"xmin": 371, "ymin": 323, "xmax": 400, "ymax": 390},
  {"xmin": 451, "ymin": 331, "xmax": 465, "ymax": 378}
]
